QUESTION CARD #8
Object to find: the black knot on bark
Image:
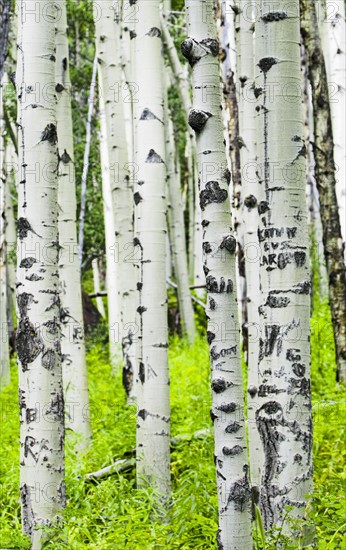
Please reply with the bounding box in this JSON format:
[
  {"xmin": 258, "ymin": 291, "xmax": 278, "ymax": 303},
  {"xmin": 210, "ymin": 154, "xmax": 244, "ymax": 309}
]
[
  {"xmin": 244, "ymin": 194, "xmax": 257, "ymax": 208},
  {"xmin": 55, "ymin": 83, "xmax": 65, "ymax": 93},
  {"xmin": 212, "ymin": 379, "xmax": 228, "ymax": 394},
  {"xmin": 248, "ymin": 385, "xmax": 257, "ymax": 398},
  {"xmin": 200, "ymin": 38, "xmax": 219, "ymax": 57},
  {"xmin": 41, "ymin": 123, "xmax": 57, "ymax": 145},
  {"xmin": 181, "ymin": 37, "xmax": 194, "ymax": 63},
  {"xmin": 60, "ymin": 149, "xmax": 72, "ymax": 164},
  {"xmin": 203, "ymin": 241, "xmax": 213, "ymax": 254},
  {"xmin": 258, "ymin": 200, "xmax": 270, "ymax": 214},
  {"xmin": 222, "ymin": 445, "xmax": 243, "ymax": 456},
  {"xmin": 262, "ymin": 11, "xmax": 288, "ymax": 22},
  {"xmin": 188, "ymin": 109, "xmax": 212, "ymax": 133},
  {"xmin": 146, "ymin": 27, "xmax": 161, "ymax": 37},
  {"xmin": 17, "ymin": 218, "xmax": 34, "ymax": 240},
  {"xmin": 200, "ymin": 181, "xmax": 228, "ymax": 210},
  {"xmin": 134, "ymin": 192, "xmax": 143, "ymax": 205},
  {"xmin": 220, "ymin": 235, "xmax": 236, "ymax": 254},
  {"xmin": 146, "ymin": 149, "xmax": 164, "ymax": 163},
  {"xmin": 258, "ymin": 57, "xmax": 277, "ymax": 73}
]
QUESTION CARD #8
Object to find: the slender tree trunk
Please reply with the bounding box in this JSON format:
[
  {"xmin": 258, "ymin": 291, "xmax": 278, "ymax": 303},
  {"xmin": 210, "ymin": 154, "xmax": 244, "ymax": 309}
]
[
  {"xmin": 182, "ymin": 2, "xmax": 253, "ymax": 548},
  {"xmin": 322, "ymin": 1, "xmax": 346, "ymax": 256},
  {"xmin": 78, "ymin": 54, "xmax": 97, "ymax": 267},
  {"xmin": 4, "ymin": 145, "xmax": 16, "ymax": 343},
  {"xmin": 235, "ymin": 0, "xmax": 263, "ymax": 496},
  {"xmin": 135, "ymin": 0, "xmax": 171, "ymax": 500},
  {"xmin": 0, "ymin": 0, "xmax": 10, "ymax": 83},
  {"xmin": 92, "ymin": 258, "xmax": 106, "ymax": 318},
  {"xmin": 254, "ymin": 0, "xmax": 313, "ymax": 530},
  {"xmin": 165, "ymin": 113, "xmax": 196, "ymax": 342},
  {"xmin": 16, "ymin": 2, "xmax": 65, "ymax": 546},
  {"xmin": 0, "ymin": 88, "xmax": 10, "ymax": 388},
  {"xmin": 55, "ymin": 0, "xmax": 91, "ymax": 445},
  {"xmin": 301, "ymin": 0, "xmax": 346, "ymax": 384}
]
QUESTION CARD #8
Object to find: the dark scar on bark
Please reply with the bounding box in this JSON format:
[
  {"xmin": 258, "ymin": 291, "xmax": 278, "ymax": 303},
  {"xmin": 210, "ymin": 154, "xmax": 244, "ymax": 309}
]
[
  {"xmin": 203, "ymin": 241, "xmax": 213, "ymax": 253},
  {"xmin": 134, "ymin": 192, "xmax": 143, "ymax": 205},
  {"xmin": 262, "ymin": 12, "xmax": 288, "ymax": 22},
  {"xmin": 46, "ymin": 392, "xmax": 64, "ymax": 421},
  {"xmin": 188, "ymin": 109, "xmax": 213, "ymax": 132},
  {"xmin": 55, "ymin": 83, "xmax": 65, "ymax": 93},
  {"xmin": 41, "ymin": 123, "xmax": 57, "ymax": 145},
  {"xmin": 146, "ymin": 149, "xmax": 164, "ymax": 163},
  {"xmin": 17, "ymin": 218, "xmax": 37, "ymax": 240},
  {"xmin": 16, "ymin": 318, "xmax": 44, "ymax": 369},
  {"xmin": 222, "ymin": 445, "xmax": 243, "ymax": 456},
  {"xmin": 212, "ymin": 379, "xmax": 229, "ymax": 393},
  {"xmin": 137, "ymin": 306, "xmax": 147, "ymax": 314},
  {"xmin": 258, "ymin": 57, "xmax": 277, "ymax": 73},
  {"xmin": 217, "ymin": 402, "xmax": 237, "ymax": 413},
  {"xmin": 200, "ymin": 181, "xmax": 228, "ymax": 210},
  {"xmin": 17, "ymin": 293, "xmax": 35, "ymax": 317},
  {"xmin": 209, "ymin": 298, "xmax": 216, "ymax": 310},
  {"xmin": 41, "ymin": 349, "xmax": 56, "ymax": 371},
  {"xmin": 146, "ymin": 27, "xmax": 161, "ymax": 37},
  {"xmin": 225, "ymin": 421, "xmax": 241, "ymax": 433},
  {"xmin": 220, "ymin": 235, "xmax": 236, "ymax": 253},
  {"xmin": 139, "ymin": 362, "xmax": 145, "ymax": 384},
  {"xmin": 207, "ymin": 331, "xmax": 216, "ymax": 344},
  {"xmin": 138, "ymin": 409, "xmax": 149, "ymax": 420},
  {"xmin": 140, "ymin": 108, "xmax": 162, "ymax": 122},
  {"xmin": 244, "ymin": 194, "xmax": 257, "ymax": 208}
]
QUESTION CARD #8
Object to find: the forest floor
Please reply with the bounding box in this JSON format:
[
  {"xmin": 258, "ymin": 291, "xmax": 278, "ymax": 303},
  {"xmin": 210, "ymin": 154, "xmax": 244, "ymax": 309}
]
[{"xmin": 0, "ymin": 300, "xmax": 345, "ymax": 549}]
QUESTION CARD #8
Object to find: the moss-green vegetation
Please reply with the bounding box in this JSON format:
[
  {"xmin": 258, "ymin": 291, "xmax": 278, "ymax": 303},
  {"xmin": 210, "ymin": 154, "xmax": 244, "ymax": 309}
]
[{"xmin": 0, "ymin": 300, "xmax": 345, "ymax": 548}]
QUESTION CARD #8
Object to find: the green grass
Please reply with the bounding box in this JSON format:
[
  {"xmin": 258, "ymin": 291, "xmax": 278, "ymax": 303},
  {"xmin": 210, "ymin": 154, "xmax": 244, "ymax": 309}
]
[{"xmin": 0, "ymin": 301, "xmax": 345, "ymax": 548}]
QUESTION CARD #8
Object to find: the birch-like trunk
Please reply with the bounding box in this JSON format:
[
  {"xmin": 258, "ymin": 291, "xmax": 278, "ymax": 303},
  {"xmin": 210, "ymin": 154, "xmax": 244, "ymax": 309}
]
[
  {"xmin": 16, "ymin": 2, "xmax": 65, "ymax": 545},
  {"xmin": 94, "ymin": 1, "xmax": 136, "ymax": 385},
  {"xmin": 254, "ymin": 0, "xmax": 313, "ymax": 529},
  {"xmin": 56, "ymin": 0, "xmax": 91, "ymax": 445},
  {"xmin": 135, "ymin": 0, "xmax": 170, "ymax": 499},
  {"xmin": 182, "ymin": 2, "xmax": 252, "ymax": 547},
  {"xmin": 323, "ymin": 1, "xmax": 346, "ymax": 255},
  {"xmin": 300, "ymin": 0, "xmax": 346, "ymax": 384},
  {"xmin": 92, "ymin": 258, "xmax": 106, "ymax": 318},
  {"xmin": 4, "ymin": 145, "xmax": 16, "ymax": 343},
  {"xmin": 235, "ymin": 0, "xmax": 263, "ymax": 495},
  {"xmin": 0, "ymin": 89, "xmax": 10, "ymax": 388},
  {"xmin": 165, "ymin": 114, "xmax": 196, "ymax": 342}
]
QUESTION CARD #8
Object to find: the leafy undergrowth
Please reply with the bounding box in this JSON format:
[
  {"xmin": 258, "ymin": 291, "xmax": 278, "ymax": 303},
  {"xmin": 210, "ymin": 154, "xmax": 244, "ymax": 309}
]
[{"xmin": 0, "ymin": 301, "xmax": 345, "ymax": 548}]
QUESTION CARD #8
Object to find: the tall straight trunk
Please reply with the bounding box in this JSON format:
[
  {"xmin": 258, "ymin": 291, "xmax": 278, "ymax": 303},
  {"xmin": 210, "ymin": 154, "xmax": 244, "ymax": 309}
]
[
  {"xmin": 98, "ymin": 89, "xmax": 121, "ymax": 370},
  {"xmin": 236, "ymin": 0, "xmax": 262, "ymax": 494},
  {"xmin": 92, "ymin": 258, "xmax": 106, "ymax": 318},
  {"xmin": 0, "ymin": 89, "xmax": 10, "ymax": 388},
  {"xmin": 165, "ymin": 113, "xmax": 196, "ymax": 342},
  {"xmin": 16, "ymin": 2, "xmax": 65, "ymax": 546},
  {"xmin": 300, "ymin": 0, "xmax": 346, "ymax": 384},
  {"xmin": 56, "ymin": 0, "xmax": 91, "ymax": 444},
  {"xmin": 254, "ymin": 0, "xmax": 313, "ymax": 530},
  {"xmin": 4, "ymin": 145, "xmax": 16, "ymax": 343},
  {"xmin": 0, "ymin": 0, "xmax": 10, "ymax": 83},
  {"xmin": 94, "ymin": 1, "xmax": 136, "ymax": 385},
  {"xmin": 322, "ymin": 1, "xmax": 346, "ymax": 255},
  {"xmin": 135, "ymin": 0, "xmax": 170, "ymax": 499},
  {"xmin": 182, "ymin": 2, "xmax": 252, "ymax": 548}
]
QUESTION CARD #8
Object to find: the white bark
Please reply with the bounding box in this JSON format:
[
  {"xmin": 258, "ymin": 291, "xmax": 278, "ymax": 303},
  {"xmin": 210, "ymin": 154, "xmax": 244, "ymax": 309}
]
[
  {"xmin": 182, "ymin": 2, "xmax": 252, "ymax": 548},
  {"xmin": 4, "ymin": 145, "xmax": 16, "ymax": 343},
  {"xmin": 78, "ymin": 54, "xmax": 97, "ymax": 267},
  {"xmin": 254, "ymin": 0, "xmax": 313, "ymax": 529},
  {"xmin": 56, "ymin": 0, "xmax": 91, "ymax": 444},
  {"xmin": 92, "ymin": 258, "xmax": 106, "ymax": 318},
  {"xmin": 165, "ymin": 114, "xmax": 196, "ymax": 342},
  {"xmin": 236, "ymin": 0, "xmax": 263, "ymax": 495},
  {"xmin": 16, "ymin": 2, "xmax": 65, "ymax": 546},
  {"xmin": 94, "ymin": 2, "xmax": 136, "ymax": 386},
  {"xmin": 135, "ymin": 0, "xmax": 170, "ymax": 499},
  {"xmin": 325, "ymin": 1, "xmax": 346, "ymax": 257},
  {"xmin": 0, "ymin": 87, "xmax": 10, "ymax": 388},
  {"xmin": 98, "ymin": 90, "xmax": 121, "ymax": 369}
]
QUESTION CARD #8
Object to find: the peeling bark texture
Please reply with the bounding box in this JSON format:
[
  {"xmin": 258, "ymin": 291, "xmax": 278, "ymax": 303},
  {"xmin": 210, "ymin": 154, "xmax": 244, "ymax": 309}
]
[
  {"xmin": 235, "ymin": 0, "xmax": 263, "ymax": 495},
  {"xmin": 255, "ymin": 0, "xmax": 313, "ymax": 530},
  {"xmin": 182, "ymin": 2, "xmax": 252, "ymax": 548},
  {"xmin": 0, "ymin": 85, "xmax": 10, "ymax": 388},
  {"xmin": 135, "ymin": 0, "xmax": 171, "ymax": 500},
  {"xmin": 300, "ymin": 0, "xmax": 346, "ymax": 383},
  {"xmin": 94, "ymin": 1, "xmax": 136, "ymax": 383},
  {"xmin": 56, "ymin": 0, "xmax": 91, "ymax": 445},
  {"xmin": 16, "ymin": 1, "xmax": 65, "ymax": 546}
]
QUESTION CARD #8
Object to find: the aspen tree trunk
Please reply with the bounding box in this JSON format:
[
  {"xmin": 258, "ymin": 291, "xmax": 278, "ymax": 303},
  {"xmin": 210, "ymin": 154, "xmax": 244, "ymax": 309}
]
[
  {"xmin": 92, "ymin": 258, "xmax": 106, "ymax": 318},
  {"xmin": 56, "ymin": 0, "xmax": 91, "ymax": 444},
  {"xmin": 323, "ymin": 1, "xmax": 346, "ymax": 255},
  {"xmin": 182, "ymin": 2, "xmax": 252, "ymax": 547},
  {"xmin": 4, "ymin": 145, "xmax": 16, "ymax": 343},
  {"xmin": 165, "ymin": 114, "xmax": 196, "ymax": 342},
  {"xmin": 16, "ymin": 2, "xmax": 65, "ymax": 546},
  {"xmin": 135, "ymin": 0, "xmax": 171, "ymax": 499},
  {"xmin": 0, "ymin": 91, "xmax": 10, "ymax": 388},
  {"xmin": 94, "ymin": 1, "xmax": 136, "ymax": 385},
  {"xmin": 300, "ymin": 0, "xmax": 346, "ymax": 384},
  {"xmin": 98, "ymin": 91, "xmax": 121, "ymax": 372},
  {"xmin": 235, "ymin": 0, "xmax": 263, "ymax": 495},
  {"xmin": 254, "ymin": 0, "xmax": 313, "ymax": 530},
  {"xmin": 186, "ymin": 131, "xmax": 195, "ymax": 279}
]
